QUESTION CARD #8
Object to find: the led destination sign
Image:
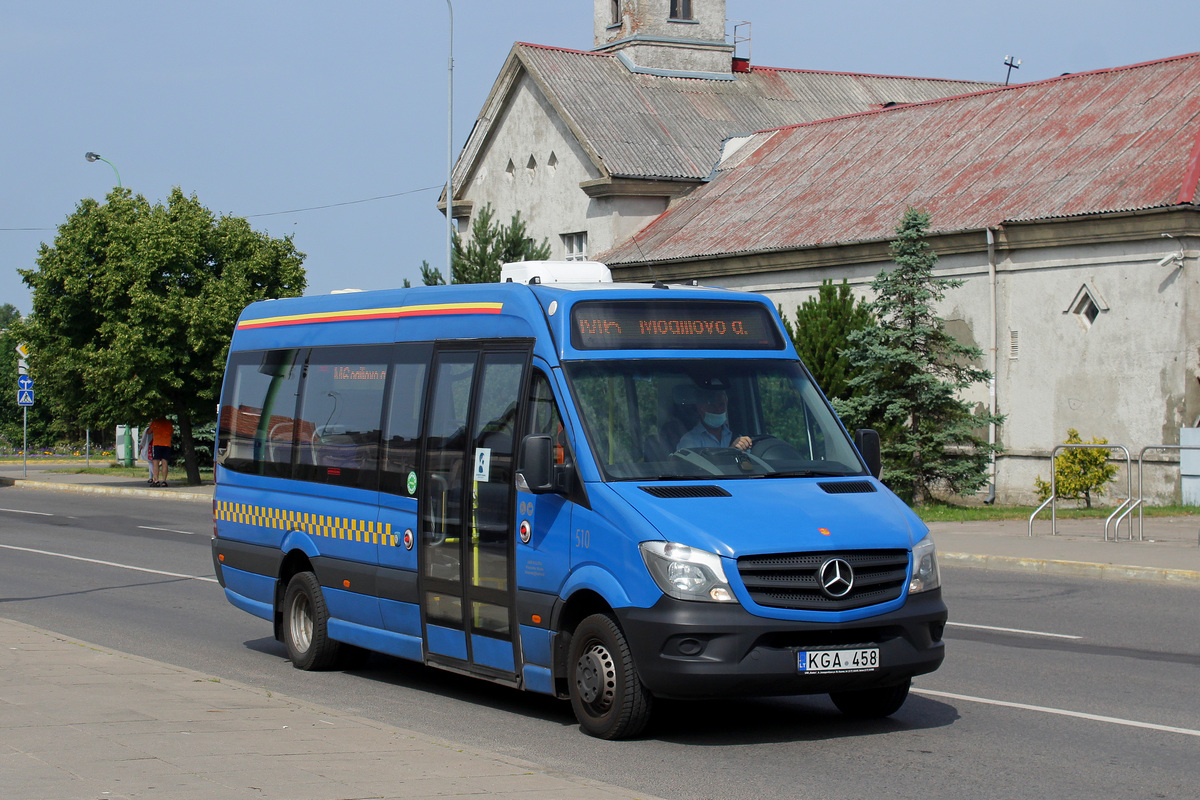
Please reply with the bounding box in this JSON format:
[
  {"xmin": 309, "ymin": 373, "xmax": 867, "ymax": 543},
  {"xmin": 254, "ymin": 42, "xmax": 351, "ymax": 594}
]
[{"xmin": 570, "ymin": 301, "xmax": 783, "ymax": 350}]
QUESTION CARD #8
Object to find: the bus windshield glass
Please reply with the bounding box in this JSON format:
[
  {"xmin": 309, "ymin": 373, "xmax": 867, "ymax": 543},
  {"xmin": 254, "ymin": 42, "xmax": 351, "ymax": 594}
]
[{"xmin": 564, "ymin": 359, "xmax": 865, "ymax": 481}]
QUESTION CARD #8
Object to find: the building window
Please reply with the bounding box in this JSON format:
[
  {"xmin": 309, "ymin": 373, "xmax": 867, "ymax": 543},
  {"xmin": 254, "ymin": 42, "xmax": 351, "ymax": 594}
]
[
  {"xmin": 669, "ymin": 0, "xmax": 693, "ymax": 20},
  {"xmin": 1009, "ymin": 330, "xmax": 1019, "ymax": 359},
  {"xmin": 610, "ymin": 0, "xmax": 621, "ymax": 25},
  {"xmin": 1072, "ymin": 290, "xmax": 1100, "ymax": 326},
  {"xmin": 1066, "ymin": 283, "xmax": 1106, "ymax": 329},
  {"xmin": 562, "ymin": 232, "xmax": 587, "ymax": 261}
]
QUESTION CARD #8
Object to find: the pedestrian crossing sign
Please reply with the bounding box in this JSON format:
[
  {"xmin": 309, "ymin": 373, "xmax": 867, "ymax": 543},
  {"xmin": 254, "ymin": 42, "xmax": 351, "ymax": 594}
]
[{"xmin": 17, "ymin": 388, "xmax": 33, "ymax": 406}]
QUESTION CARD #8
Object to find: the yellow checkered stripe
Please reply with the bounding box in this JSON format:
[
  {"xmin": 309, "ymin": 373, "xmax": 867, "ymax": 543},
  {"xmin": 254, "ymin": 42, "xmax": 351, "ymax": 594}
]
[{"xmin": 215, "ymin": 501, "xmax": 397, "ymax": 546}]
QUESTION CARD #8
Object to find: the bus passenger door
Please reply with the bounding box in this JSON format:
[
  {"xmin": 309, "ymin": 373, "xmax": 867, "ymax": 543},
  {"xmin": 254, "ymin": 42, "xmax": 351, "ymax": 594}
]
[{"xmin": 420, "ymin": 343, "xmax": 528, "ymax": 681}]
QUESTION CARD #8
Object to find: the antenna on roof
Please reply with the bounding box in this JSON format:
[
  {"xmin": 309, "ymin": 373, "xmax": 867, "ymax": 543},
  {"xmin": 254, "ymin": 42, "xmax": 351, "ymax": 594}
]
[
  {"xmin": 1003, "ymin": 55, "xmax": 1022, "ymax": 85},
  {"xmin": 629, "ymin": 235, "xmax": 664, "ymax": 287}
]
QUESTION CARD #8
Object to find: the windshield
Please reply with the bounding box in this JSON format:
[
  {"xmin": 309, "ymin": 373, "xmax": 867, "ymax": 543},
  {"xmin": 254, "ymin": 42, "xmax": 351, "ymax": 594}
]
[{"xmin": 564, "ymin": 359, "xmax": 866, "ymax": 481}]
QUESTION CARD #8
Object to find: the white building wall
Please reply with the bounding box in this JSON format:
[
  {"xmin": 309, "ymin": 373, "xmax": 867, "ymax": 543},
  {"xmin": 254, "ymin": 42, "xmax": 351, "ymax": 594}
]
[
  {"xmin": 461, "ymin": 74, "xmax": 601, "ymax": 262},
  {"xmin": 458, "ymin": 72, "xmax": 684, "ymax": 264},
  {"xmin": 996, "ymin": 240, "xmax": 1198, "ymax": 504}
]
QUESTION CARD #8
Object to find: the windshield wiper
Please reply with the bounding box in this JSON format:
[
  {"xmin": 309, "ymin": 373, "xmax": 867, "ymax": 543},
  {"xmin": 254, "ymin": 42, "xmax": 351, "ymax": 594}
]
[{"xmin": 764, "ymin": 470, "xmax": 856, "ymax": 479}]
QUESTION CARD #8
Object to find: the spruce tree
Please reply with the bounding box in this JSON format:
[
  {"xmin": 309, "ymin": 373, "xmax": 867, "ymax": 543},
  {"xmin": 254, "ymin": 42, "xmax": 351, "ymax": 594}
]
[
  {"xmin": 835, "ymin": 207, "xmax": 1002, "ymax": 504},
  {"xmin": 441, "ymin": 204, "xmax": 551, "ymax": 285},
  {"xmin": 781, "ymin": 279, "xmax": 875, "ymax": 399}
]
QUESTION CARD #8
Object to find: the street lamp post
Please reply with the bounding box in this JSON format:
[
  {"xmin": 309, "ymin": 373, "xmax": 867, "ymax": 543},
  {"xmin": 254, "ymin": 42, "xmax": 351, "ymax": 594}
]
[
  {"xmin": 445, "ymin": 0, "xmax": 454, "ymax": 280},
  {"xmin": 83, "ymin": 151, "xmax": 120, "ymax": 462},
  {"xmin": 85, "ymin": 151, "xmax": 121, "ymax": 187}
]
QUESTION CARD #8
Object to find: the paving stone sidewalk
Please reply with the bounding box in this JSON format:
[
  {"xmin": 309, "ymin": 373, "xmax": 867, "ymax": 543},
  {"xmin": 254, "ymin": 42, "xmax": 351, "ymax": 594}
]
[{"xmin": 0, "ymin": 618, "xmax": 665, "ymax": 800}]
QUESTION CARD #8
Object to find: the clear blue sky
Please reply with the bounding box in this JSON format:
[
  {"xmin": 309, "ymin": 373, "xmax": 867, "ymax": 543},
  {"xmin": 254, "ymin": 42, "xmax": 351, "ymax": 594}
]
[{"xmin": 2, "ymin": 0, "xmax": 1197, "ymax": 315}]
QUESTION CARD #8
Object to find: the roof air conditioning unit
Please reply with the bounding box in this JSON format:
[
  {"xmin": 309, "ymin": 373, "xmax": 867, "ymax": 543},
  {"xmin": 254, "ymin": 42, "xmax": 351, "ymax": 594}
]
[{"xmin": 500, "ymin": 260, "xmax": 612, "ymax": 284}]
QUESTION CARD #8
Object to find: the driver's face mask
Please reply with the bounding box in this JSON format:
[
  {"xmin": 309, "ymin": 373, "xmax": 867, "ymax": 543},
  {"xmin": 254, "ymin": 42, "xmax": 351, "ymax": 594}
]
[{"xmin": 703, "ymin": 411, "xmax": 727, "ymax": 428}]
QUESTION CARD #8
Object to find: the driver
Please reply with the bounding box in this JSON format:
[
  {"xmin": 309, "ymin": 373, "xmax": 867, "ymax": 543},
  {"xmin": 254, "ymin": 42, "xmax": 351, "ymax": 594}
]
[{"xmin": 676, "ymin": 390, "xmax": 752, "ymax": 451}]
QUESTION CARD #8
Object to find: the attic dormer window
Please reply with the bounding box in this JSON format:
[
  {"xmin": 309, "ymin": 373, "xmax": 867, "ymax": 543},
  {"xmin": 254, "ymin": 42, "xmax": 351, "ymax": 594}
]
[{"xmin": 669, "ymin": 0, "xmax": 693, "ymax": 21}]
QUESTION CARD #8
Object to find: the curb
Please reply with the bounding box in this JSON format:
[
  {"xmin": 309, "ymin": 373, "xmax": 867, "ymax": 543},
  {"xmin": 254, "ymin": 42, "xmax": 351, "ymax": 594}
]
[
  {"xmin": 941, "ymin": 551, "xmax": 1200, "ymax": 586},
  {"xmin": 0, "ymin": 477, "xmax": 212, "ymax": 504}
]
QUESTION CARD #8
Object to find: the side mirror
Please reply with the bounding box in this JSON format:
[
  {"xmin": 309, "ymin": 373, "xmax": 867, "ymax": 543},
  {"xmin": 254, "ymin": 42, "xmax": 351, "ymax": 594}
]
[
  {"xmin": 517, "ymin": 434, "xmax": 556, "ymax": 493},
  {"xmin": 854, "ymin": 429, "xmax": 882, "ymax": 479}
]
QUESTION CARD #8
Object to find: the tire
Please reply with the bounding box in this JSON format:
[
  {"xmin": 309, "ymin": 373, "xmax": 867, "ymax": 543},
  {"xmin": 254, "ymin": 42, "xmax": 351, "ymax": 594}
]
[
  {"xmin": 830, "ymin": 679, "xmax": 911, "ymax": 719},
  {"xmin": 282, "ymin": 572, "xmax": 342, "ymax": 671},
  {"xmin": 568, "ymin": 613, "xmax": 653, "ymax": 739}
]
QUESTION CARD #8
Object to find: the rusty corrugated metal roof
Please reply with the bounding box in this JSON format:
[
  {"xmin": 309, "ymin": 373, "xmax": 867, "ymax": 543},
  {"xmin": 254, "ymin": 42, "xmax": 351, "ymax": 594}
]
[
  {"xmin": 516, "ymin": 43, "xmax": 997, "ymax": 181},
  {"xmin": 602, "ymin": 53, "xmax": 1200, "ymax": 265}
]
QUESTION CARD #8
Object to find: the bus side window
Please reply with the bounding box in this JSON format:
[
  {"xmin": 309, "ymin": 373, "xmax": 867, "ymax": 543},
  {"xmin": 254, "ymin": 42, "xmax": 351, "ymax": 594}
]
[
  {"xmin": 293, "ymin": 345, "xmax": 389, "ymax": 491},
  {"xmin": 381, "ymin": 344, "xmax": 432, "ymax": 497},
  {"xmin": 527, "ymin": 371, "xmax": 569, "ymax": 467},
  {"xmin": 216, "ymin": 348, "xmax": 304, "ymax": 478}
]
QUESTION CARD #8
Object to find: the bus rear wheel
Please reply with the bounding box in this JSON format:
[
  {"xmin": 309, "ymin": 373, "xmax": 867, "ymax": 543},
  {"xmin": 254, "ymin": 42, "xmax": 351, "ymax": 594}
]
[
  {"xmin": 568, "ymin": 613, "xmax": 652, "ymax": 739},
  {"xmin": 282, "ymin": 571, "xmax": 342, "ymax": 670}
]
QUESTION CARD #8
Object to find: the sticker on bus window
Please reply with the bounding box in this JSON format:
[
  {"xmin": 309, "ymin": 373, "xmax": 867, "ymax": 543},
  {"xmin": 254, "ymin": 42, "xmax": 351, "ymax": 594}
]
[
  {"xmin": 407, "ymin": 471, "xmax": 417, "ymax": 495},
  {"xmin": 474, "ymin": 448, "xmax": 492, "ymax": 482}
]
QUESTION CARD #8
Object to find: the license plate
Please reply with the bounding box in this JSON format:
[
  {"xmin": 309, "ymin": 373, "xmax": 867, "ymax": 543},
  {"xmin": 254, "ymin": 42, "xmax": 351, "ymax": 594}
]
[{"xmin": 798, "ymin": 648, "xmax": 879, "ymax": 674}]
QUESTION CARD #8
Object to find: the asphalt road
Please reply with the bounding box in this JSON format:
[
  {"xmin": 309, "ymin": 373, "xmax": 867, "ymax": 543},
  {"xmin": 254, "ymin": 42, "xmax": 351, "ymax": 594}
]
[{"xmin": 1, "ymin": 487, "xmax": 1197, "ymax": 800}]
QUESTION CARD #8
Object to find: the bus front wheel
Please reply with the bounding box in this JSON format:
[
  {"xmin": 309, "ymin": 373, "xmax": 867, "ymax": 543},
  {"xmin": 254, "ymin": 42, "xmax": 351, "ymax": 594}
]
[
  {"xmin": 568, "ymin": 613, "xmax": 652, "ymax": 739},
  {"xmin": 282, "ymin": 572, "xmax": 342, "ymax": 670}
]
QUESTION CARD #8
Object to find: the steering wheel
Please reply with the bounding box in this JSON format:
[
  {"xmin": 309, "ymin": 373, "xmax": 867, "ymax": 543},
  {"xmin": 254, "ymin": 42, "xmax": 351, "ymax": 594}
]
[{"xmin": 745, "ymin": 434, "xmax": 802, "ymax": 462}]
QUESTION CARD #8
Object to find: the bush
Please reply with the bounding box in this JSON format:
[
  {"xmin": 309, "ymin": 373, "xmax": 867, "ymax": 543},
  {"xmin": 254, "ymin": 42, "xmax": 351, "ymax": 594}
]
[{"xmin": 1034, "ymin": 429, "xmax": 1119, "ymax": 508}]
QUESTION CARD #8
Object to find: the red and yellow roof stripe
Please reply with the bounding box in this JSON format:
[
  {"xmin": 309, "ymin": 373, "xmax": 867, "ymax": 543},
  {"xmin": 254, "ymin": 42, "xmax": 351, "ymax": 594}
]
[{"xmin": 237, "ymin": 301, "xmax": 503, "ymax": 330}]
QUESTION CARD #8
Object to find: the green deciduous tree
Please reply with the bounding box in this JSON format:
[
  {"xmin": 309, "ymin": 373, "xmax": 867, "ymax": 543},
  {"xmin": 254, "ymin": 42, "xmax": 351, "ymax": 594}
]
[
  {"xmin": 421, "ymin": 204, "xmax": 551, "ymax": 286},
  {"xmin": 14, "ymin": 187, "xmax": 305, "ymax": 483},
  {"xmin": 780, "ymin": 279, "xmax": 875, "ymax": 400},
  {"xmin": 1034, "ymin": 429, "xmax": 1119, "ymax": 508},
  {"xmin": 835, "ymin": 207, "xmax": 1003, "ymax": 505}
]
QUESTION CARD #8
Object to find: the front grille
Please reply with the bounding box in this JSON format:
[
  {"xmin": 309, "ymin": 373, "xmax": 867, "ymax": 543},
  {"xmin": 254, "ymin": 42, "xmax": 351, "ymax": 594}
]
[
  {"xmin": 639, "ymin": 485, "xmax": 731, "ymax": 498},
  {"xmin": 737, "ymin": 549, "xmax": 908, "ymax": 611}
]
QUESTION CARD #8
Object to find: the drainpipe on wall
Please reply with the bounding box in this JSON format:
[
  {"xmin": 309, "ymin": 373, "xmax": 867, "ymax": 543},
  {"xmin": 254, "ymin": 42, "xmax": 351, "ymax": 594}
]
[{"xmin": 985, "ymin": 227, "xmax": 999, "ymax": 504}]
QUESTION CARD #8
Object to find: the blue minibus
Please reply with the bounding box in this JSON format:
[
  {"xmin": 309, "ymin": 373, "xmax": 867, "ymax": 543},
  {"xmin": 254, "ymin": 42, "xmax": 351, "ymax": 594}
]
[{"xmin": 211, "ymin": 261, "xmax": 945, "ymax": 739}]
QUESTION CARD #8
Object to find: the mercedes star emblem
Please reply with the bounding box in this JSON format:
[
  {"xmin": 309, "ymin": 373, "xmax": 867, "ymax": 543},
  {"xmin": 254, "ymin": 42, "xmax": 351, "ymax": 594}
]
[{"xmin": 819, "ymin": 558, "xmax": 855, "ymax": 598}]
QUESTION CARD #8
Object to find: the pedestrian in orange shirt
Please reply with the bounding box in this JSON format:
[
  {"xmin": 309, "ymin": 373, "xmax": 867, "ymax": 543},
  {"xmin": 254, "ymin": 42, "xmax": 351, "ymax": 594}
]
[{"xmin": 148, "ymin": 417, "xmax": 174, "ymax": 487}]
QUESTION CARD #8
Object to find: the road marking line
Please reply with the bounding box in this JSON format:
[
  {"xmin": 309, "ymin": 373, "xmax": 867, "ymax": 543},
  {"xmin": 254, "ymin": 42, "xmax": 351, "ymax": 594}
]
[
  {"xmin": 913, "ymin": 688, "xmax": 1200, "ymax": 738},
  {"xmin": 138, "ymin": 525, "xmax": 196, "ymax": 536},
  {"xmin": 947, "ymin": 621, "xmax": 1082, "ymax": 640},
  {"xmin": 0, "ymin": 507, "xmax": 53, "ymax": 516},
  {"xmin": 0, "ymin": 544, "xmax": 218, "ymax": 583}
]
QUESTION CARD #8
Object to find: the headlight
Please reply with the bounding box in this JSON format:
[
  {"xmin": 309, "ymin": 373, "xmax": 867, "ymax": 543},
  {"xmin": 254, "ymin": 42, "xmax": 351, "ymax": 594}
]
[
  {"xmin": 639, "ymin": 541, "xmax": 738, "ymax": 603},
  {"xmin": 909, "ymin": 536, "xmax": 941, "ymax": 594}
]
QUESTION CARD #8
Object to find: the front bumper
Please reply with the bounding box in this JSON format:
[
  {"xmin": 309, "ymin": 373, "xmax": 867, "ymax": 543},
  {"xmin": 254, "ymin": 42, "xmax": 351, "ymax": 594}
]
[{"xmin": 616, "ymin": 589, "xmax": 946, "ymax": 698}]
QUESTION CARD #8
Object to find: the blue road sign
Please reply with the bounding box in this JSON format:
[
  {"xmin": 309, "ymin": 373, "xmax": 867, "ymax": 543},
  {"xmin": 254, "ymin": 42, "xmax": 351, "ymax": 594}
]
[
  {"xmin": 17, "ymin": 389, "xmax": 34, "ymax": 407},
  {"xmin": 17, "ymin": 375, "xmax": 32, "ymax": 390}
]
